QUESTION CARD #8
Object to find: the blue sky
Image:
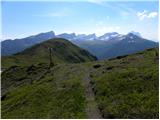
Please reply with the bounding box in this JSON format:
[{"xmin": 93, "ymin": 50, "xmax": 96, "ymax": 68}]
[{"xmin": 1, "ymin": 0, "xmax": 159, "ymax": 41}]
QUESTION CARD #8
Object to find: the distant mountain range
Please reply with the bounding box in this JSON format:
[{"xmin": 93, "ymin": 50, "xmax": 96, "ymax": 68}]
[
  {"xmin": 2, "ymin": 31, "xmax": 55, "ymax": 56},
  {"xmin": 1, "ymin": 31, "xmax": 158, "ymax": 60},
  {"xmin": 72, "ymin": 32, "xmax": 158, "ymax": 59}
]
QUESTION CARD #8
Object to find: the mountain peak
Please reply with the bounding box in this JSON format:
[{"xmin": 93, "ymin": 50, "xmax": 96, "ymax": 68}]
[
  {"xmin": 127, "ymin": 33, "xmax": 140, "ymax": 39},
  {"xmin": 56, "ymin": 33, "xmax": 76, "ymax": 40},
  {"xmin": 128, "ymin": 31, "xmax": 141, "ymax": 37},
  {"xmin": 89, "ymin": 33, "xmax": 96, "ymax": 36},
  {"xmin": 47, "ymin": 31, "xmax": 55, "ymax": 35},
  {"xmin": 87, "ymin": 33, "xmax": 96, "ymax": 37},
  {"xmin": 84, "ymin": 33, "xmax": 97, "ymax": 40},
  {"xmin": 28, "ymin": 31, "xmax": 55, "ymax": 39},
  {"xmin": 46, "ymin": 30, "xmax": 54, "ymax": 33},
  {"xmin": 123, "ymin": 32, "xmax": 144, "ymax": 43},
  {"xmin": 103, "ymin": 32, "xmax": 119, "ymax": 36},
  {"xmin": 98, "ymin": 32, "xmax": 120, "ymax": 41}
]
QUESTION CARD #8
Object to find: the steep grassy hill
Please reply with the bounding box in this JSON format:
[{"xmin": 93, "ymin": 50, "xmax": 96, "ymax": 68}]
[
  {"xmin": 1, "ymin": 48, "xmax": 158, "ymax": 119},
  {"xmin": 1, "ymin": 38, "xmax": 97, "ymax": 69}
]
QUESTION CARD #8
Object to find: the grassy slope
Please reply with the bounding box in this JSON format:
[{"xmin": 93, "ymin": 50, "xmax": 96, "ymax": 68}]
[
  {"xmin": 88, "ymin": 48, "xmax": 159, "ymax": 118},
  {"xmin": 2, "ymin": 64, "xmax": 87, "ymax": 118},
  {"xmin": 1, "ymin": 48, "xmax": 159, "ymax": 119},
  {"xmin": 1, "ymin": 38, "xmax": 97, "ymax": 68}
]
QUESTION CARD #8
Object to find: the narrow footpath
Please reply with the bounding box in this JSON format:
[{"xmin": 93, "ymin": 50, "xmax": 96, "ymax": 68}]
[{"xmin": 82, "ymin": 68, "xmax": 102, "ymax": 119}]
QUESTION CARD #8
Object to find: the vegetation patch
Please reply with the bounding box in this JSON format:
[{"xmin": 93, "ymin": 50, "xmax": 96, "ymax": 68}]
[{"xmin": 90, "ymin": 48, "xmax": 159, "ymax": 119}]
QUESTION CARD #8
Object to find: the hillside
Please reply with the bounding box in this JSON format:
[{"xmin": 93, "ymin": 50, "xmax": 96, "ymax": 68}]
[
  {"xmin": 1, "ymin": 31, "xmax": 55, "ymax": 56},
  {"xmin": 1, "ymin": 48, "xmax": 158, "ymax": 119},
  {"xmin": 2, "ymin": 31, "xmax": 158, "ymax": 60},
  {"xmin": 1, "ymin": 38, "xmax": 97, "ymax": 69}
]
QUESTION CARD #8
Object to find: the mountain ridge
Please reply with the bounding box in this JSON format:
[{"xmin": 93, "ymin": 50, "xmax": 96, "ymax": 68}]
[
  {"xmin": 2, "ymin": 38, "xmax": 97, "ymax": 68},
  {"xmin": 1, "ymin": 31, "xmax": 158, "ymax": 60}
]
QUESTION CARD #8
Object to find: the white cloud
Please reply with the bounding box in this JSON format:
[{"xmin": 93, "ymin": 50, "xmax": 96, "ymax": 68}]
[
  {"xmin": 137, "ymin": 10, "xmax": 147, "ymax": 20},
  {"xmin": 137, "ymin": 10, "xmax": 158, "ymax": 20},
  {"xmin": 148, "ymin": 12, "xmax": 158, "ymax": 18}
]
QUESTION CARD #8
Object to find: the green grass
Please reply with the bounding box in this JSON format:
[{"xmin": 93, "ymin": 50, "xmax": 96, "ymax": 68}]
[
  {"xmin": 2, "ymin": 38, "xmax": 97, "ymax": 69},
  {"xmin": 1, "ymin": 63, "xmax": 49, "ymax": 95},
  {"xmin": 89, "ymin": 48, "xmax": 159, "ymax": 118},
  {"xmin": 2, "ymin": 65, "xmax": 86, "ymax": 119},
  {"xmin": 1, "ymin": 48, "xmax": 159, "ymax": 119}
]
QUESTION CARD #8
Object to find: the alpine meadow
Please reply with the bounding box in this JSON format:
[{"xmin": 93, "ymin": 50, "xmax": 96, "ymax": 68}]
[{"xmin": 1, "ymin": 0, "xmax": 159, "ymax": 119}]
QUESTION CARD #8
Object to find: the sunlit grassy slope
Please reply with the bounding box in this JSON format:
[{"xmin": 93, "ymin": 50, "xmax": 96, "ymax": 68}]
[
  {"xmin": 1, "ymin": 38, "xmax": 97, "ymax": 69},
  {"xmin": 1, "ymin": 48, "xmax": 158, "ymax": 119},
  {"xmin": 2, "ymin": 64, "xmax": 86, "ymax": 118},
  {"xmin": 88, "ymin": 48, "xmax": 159, "ymax": 118}
]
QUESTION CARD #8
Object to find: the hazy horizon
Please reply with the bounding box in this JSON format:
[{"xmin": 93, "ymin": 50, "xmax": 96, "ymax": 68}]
[
  {"xmin": 1, "ymin": 0, "xmax": 159, "ymax": 41},
  {"xmin": 1, "ymin": 30, "xmax": 159, "ymax": 42}
]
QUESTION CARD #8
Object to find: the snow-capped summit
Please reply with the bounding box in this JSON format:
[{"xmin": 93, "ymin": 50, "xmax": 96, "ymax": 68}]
[
  {"xmin": 55, "ymin": 31, "xmax": 143, "ymax": 42},
  {"xmin": 76, "ymin": 34, "xmax": 86, "ymax": 39},
  {"xmin": 129, "ymin": 31, "xmax": 142, "ymax": 37},
  {"xmin": 127, "ymin": 33, "xmax": 140, "ymax": 39},
  {"xmin": 98, "ymin": 32, "xmax": 120, "ymax": 41},
  {"xmin": 56, "ymin": 33, "xmax": 76, "ymax": 40},
  {"xmin": 75, "ymin": 33, "xmax": 97, "ymax": 40},
  {"xmin": 84, "ymin": 33, "xmax": 97, "ymax": 40}
]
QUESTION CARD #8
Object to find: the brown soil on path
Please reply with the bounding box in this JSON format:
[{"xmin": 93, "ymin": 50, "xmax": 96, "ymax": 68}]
[{"xmin": 82, "ymin": 68, "xmax": 103, "ymax": 119}]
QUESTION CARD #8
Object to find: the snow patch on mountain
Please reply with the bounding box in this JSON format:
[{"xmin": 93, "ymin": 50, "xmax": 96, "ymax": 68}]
[
  {"xmin": 98, "ymin": 32, "xmax": 120, "ymax": 41},
  {"xmin": 54, "ymin": 31, "xmax": 143, "ymax": 42},
  {"xmin": 129, "ymin": 31, "xmax": 142, "ymax": 37}
]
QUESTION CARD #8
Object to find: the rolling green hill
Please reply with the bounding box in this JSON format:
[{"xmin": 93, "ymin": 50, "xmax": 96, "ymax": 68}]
[
  {"xmin": 1, "ymin": 38, "xmax": 97, "ymax": 69},
  {"xmin": 1, "ymin": 48, "xmax": 158, "ymax": 119}
]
